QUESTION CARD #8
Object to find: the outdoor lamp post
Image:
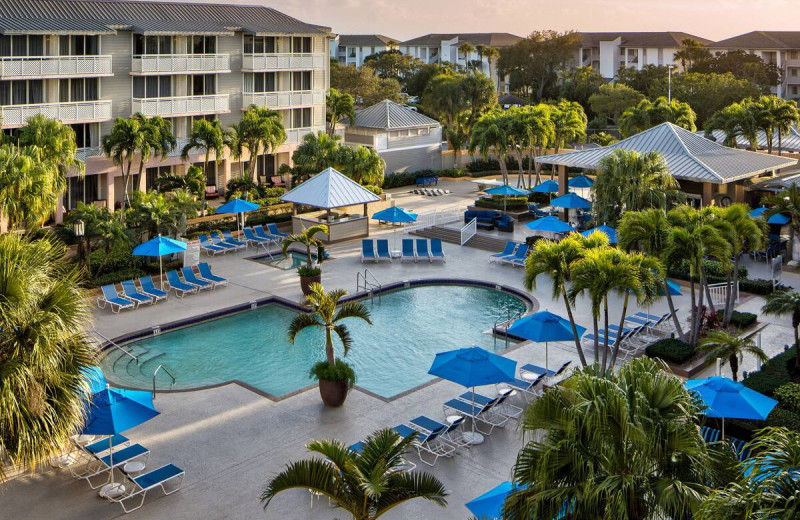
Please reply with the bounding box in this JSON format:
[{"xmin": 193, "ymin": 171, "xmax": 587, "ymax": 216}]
[
  {"xmin": 668, "ymin": 65, "xmax": 675, "ymax": 103},
  {"xmin": 73, "ymin": 219, "xmax": 85, "ymax": 268}
]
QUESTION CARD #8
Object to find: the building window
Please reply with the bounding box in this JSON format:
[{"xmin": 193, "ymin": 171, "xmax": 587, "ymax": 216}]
[
  {"xmin": 132, "ymin": 76, "xmax": 172, "ymax": 98},
  {"xmin": 189, "ymin": 36, "xmax": 216, "ymax": 54},
  {"xmin": 626, "ymin": 48, "xmax": 639, "ymax": 65},
  {"xmin": 66, "ymin": 174, "xmax": 99, "ymax": 210},
  {"xmin": 69, "ymin": 123, "xmax": 99, "ymax": 149},
  {"xmin": 348, "ymin": 48, "xmax": 356, "ymax": 58},
  {"xmin": 291, "ymin": 71, "xmax": 311, "ymax": 90},
  {"xmin": 145, "ymin": 165, "xmax": 171, "ymax": 191},
  {"xmin": 792, "ymin": 68, "xmax": 798, "ymax": 77},
  {"xmin": 790, "ymin": 51, "xmax": 800, "ymax": 60},
  {"xmin": 244, "ymin": 72, "xmax": 276, "ymax": 92},
  {"xmin": 292, "ymin": 37, "xmax": 311, "ymax": 53},
  {"xmin": 59, "ymin": 78, "xmax": 99, "ymax": 102},
  {"xmin": 290, "ymin": 107, "xmax": 311, "ymax": 128},
  {"xmin": 0, "ymin": 79, "xmax": 44, "ymax": 105},
  {"xmin": 793, "ymin": 86, "xmax": 799, "ymax": 96},
  {"xmin": 133, "ymin": 35, "xmax": 173, "ymax": 56},
  {"xmin": 244, "ymin": 35, "xmax": 276, "ymax": 54},
  {"xmin": 189, "ymin": 74, "xmax": 216, "ymax": 96},
  {"xmin": 0, "ymin": 35, "xmax": 46, "ymax": 57}
]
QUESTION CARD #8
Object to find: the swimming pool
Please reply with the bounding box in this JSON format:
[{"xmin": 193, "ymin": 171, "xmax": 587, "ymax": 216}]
[
  {"xmin": 253, "ymin": 251, "xmax": 316, "ymax": 270},
  {"xmin": 102, "ymin": 284, "xmax": 529, "ymax": 398}
]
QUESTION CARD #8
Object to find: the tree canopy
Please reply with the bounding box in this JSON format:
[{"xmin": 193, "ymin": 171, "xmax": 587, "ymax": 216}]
[
  {"xmin": 619, "ymin": 96, "xmax": 697, "ymax": 137},
  {"xmin": 331, "ymin": 62, "xmax": 403, "ymax": 108},
  {"xmin": 588, "ymin": 83, "xmax": 645, "ymax": 125}
]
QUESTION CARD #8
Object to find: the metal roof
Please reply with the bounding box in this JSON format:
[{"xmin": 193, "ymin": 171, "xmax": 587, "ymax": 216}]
[
  {"xmin": 708, "ymin": 31, "xmax": 800, "ymax": 49},
  {"xmin": 280, "ymin": 167, "xmax": 381, "ymax": 209},
  {"xmin": 698, "ymin": 127, "xmax": 800, "ymax": 153},
  {"xmin": 0, "ymin": 0, "xmax": 329, "ymax": 36},
  {"xmin": 578, "ymin": 31, "xmax": 712, "ymax": 48},
  {"xmin": 537, "ymin": 122, "xmax": 798, "ymax": 184},
  {"xmin": 351, "ymin": 100, "xmax": 440, "ymax": 131},
  {"xmin": 338, "ymin": 34, "xmax": 397, "ymax": 47},
  {"xmin": 402, "ymin": 33, "xmax": 523, "ymax": 47}
]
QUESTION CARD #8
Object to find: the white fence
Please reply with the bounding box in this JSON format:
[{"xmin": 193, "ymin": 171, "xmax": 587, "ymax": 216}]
[
  {"xmin": 242, "ymin": 53, "xmax": 326, "ymax": 71},
  {"xmin": 404, "ymin": 207, "xmax": 463, "ymax": 234},
  {"xmin": 132, "ymin": 94, "xmax": 229, "ymax": 117},
  {"xmin": 132, "ymin": 54, "xmax": 230, "ymax": 74},
  {"xmin": 708, "ymin": 281, "xmax": 739, "ymax": 308},
  {"xmin": 0, "ymin": 55, "xmax": 112, "ymax": 79},
  {"xmin": 461, "ymin": 218, "xmax": 477, "ymax": 245}
]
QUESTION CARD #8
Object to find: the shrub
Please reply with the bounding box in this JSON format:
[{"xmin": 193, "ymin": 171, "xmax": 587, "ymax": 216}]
[
  {"xmin": 362, "ymin": 184, "xmax": 383, "ymax": 195},
  {"xmin": 645, "ymin": 338, "xmax": 695, "ymax": 364},
  {"xmin": 89, "ymin": 243, "xmax": 137, "ymax": 276},
  {"xmin": 474, "ymin": 196, "xmax": 529, "ymax": 210},
  {"xmin": 774, "ymin": 383, "xmax": 800, "ymax": 414},
  {"xmin": 668, "ymin": 259, "xmax": 747, "ymax": 282},
  {"xmin": 90, "ymin": 268, "xmax": 147, "ymax": 288},
  {"xmin": 309, "ymin": 359, "xmax": 356, "ymax": 388},
  {"xmin": 740, "ymin": 278, "xmax": 784, "ymax": 295},
  {"xmin": 742, "ymin": 346, "xmax": 795, "ymax": 397},
  {"xmin": 766, "ymin": 407, "xmax": 800, "ymax": 431},
  {"xmin": 729, "ymin": 311, "xmax": 758, "ymax": 329},
  {"xmin": 297, "ymin": 265, "xmax": 321, "ymax": 277}
]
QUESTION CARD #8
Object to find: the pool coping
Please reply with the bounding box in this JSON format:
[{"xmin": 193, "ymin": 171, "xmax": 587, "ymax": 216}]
[{"xmin": 100, "ymin": 278, "xmax": 539, "ymax": 403}]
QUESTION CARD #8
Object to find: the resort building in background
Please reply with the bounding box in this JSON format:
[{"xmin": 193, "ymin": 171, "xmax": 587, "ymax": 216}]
[
  {"xmin": 330, "ymin": 35, "xmax": 398, "ymax": 68},
  {"xmin": 0, "ymin": 0, "xmax": 332, "ymax": 221}
]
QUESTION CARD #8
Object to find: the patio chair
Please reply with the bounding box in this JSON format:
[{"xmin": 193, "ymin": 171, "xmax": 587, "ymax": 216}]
[
  {"xmin": 243, "ymin": 227, "xmax": 270, "ymax": 247},
  {"xmin": 254, "ymin": 225, "xmax": 279, "ymax": 242},
  {"xmin": 197, "ymin": 262, "xmax": 228, "ymax": 287},
  {"xmin": 361, "ymin": 240, "xmax": 377, "ymax": 263},
  {"xmin": 701, "ymin": 426, "xmax": 721, "ymax": 443},
  {"xmin": 82, "ymin": 444, "xmax": 150, "ymax": 489},
  {"xmin": 415, "ymin": 239, "xmax": 431, "ymax": 262},
  {"xmin": 97, "ymin": 285, "xmax": 136, "ymax": 313},
  {"xmin": 180, "ymin": 267, "xmax": 214, "ymax": 291},
  {"xmin": 221, "ymin": 230, "xmax": 247, "ymax": 249},
  {"xmin": 410, "ymin": 415, "xmax": 469, "ymax": 451},
  {"xmin": 443, "ymin": 395, "xmax": 507, "ymax": 435},
  {"xmin": 502, "ymin": 374, "xmax": 545, "ymax": 403},
  {"xmin": 458, "ymin": 389, "xmax": 522, "ymax": 420},
  {"xmin": 165, "ymin": 270, "xmax": 199, "ymax": 298},
  {"xmin": 429, "ymin": 239, "xmax": 446, "ymax": 262},
  {"xmin": 120, "ymin": 280, "xmax": 155, "ymax": 307},
  {"xmin": 490, "ymin": 241, "xmax": 516, "ymax": 263},
  {"xmin": 520, "ymin": 360, "xmax": 571, "ymax": 380},
  {"xmin": 501, "ymin": 244, "xmax": 528, "ymax": 266},
  {"xmin": 67, "ymin": 435, "xmax": 131, "ymax": 475},
  {"xmin": 376, "ymin": 239, "xmax": 392, "ymax": 262},
  {"xmin": 267, "ymin": 223, "xmax": 288, "ymax": 238},
  {"xmin": 730, "ymin": 437, "xmax": 751, "ymax": 461},
  {"xmin": 108, "ymin": 463, "xmax": 185, "ymax": 513},
  {"xmin": 405, "ymin": 418, "xmax": 456, "ymax": 466},
  {"xmin": 198, "ymin": 235, "xmax": 227, "ymax": 256},
  {"xmin": 401, "ymin": 239, "xmax": 416, "ymax": 263},
  {"xmin": 210, "ymin": 231, "xmax": 244, "ymax": 251},
  {"xmin": 137, "ymin": 276, "xmax": 168, "ymax": 302}
]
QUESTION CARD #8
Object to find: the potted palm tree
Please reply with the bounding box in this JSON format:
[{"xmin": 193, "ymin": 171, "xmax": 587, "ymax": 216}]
[
  {"xmin": 281, "ymin": 224, "xmax": 328, "ymax": 295},
  {"xmin": 288, "ymin": 283, "xmax": 371, "ymax": 406}
]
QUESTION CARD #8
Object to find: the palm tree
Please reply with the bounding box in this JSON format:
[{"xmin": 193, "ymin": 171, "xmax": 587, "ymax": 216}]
[
  {"xmin": 17, "ymin": 114, "xmax": 83, "ymax": 187},
  {"xmin": 762, "ymin": 290, "xmax": 800, "ymax": 370},
  {"xmin": 0, "ymin": 143, "xmax": 62, "ymax": 230},
  {"xmin": 261, "ymin": 428, "xmax": 447, "ymax": 519},
  {"xmin": 772, "ymin": 98, "xmax": 800, "ymax": 156},
  {"xmin": 126, "ymin": 190, "xmax": 178, "ymax": 240},
  {"xmin": 751, "ymin": 95, "xmax": 800, "ymax": 155},
  {"xmin": 459, "ymin": 42, "xmax": 476, "ymax": 71},
  {"xmin": 167, "ymin": 188, "xmax": 199, "ymax": 238},
  {"xmin": 470, "ymin": 112, "xmax": 511, "ymax": 185},
  {"xmin": 505, "ymin": 357, "xmax": 720, "ymax": 520},
  {"xmin": 102, "ymin": 116, "xmax": 147, "ymax": 220},
  {"xmin": 764, "ymin": 185, "xmax": 800, "ymax": 263},
  {"xmin": 619, "ymin": 97, "xmax": 697, "ymax": 137},
  {"xmin": 0, "ymin": 234, "xmax": 96, "ymax": 480},
  {"xmin": 154, "ymin": 164, "xmax": 205, "ymax": 200},
  {"xmin": 223, "ymin": 122, "xmax": 247, "ymax": 179},
  {"xmin": 291, "ymin": 131, "xmax": 342, "ymax": 181},
  {"xmin": 674, "ymin": 38, "xmax": 710, "ymax": 71},
  {"xmin": 549, "ymin": 99, "xmax": 587, "ymax": 155},
  {"xmin": 132, "ymin": 113, "xmax": 176, "ymax": 192},
  {"xmin": 517, "ymin": 104, "xmax": 555, "ymax": 187},
  {"xmin": 182, "ymin": 119, "xmax": 224, "ymax": 213},
  {"xmin": 475, "ymin": 44, "xmax": 500, "ymax": 88},
  {"xmin": 326, "ymin": 88, "xmax": 355, "ymax": 137},
  {"xmin": 698, "ymin": 330, "xmax": 767, "ymax": 381},
  {"xmin": 282, "ymin": 224, "xmax": 329, "ymax": 271},
  {"xmin": 340, "ymin": 145, "xmax": 385, "ymax": 186},
  {"xmin": 241, "ymin": 105, "xmax": 286, "ymax": 182}
]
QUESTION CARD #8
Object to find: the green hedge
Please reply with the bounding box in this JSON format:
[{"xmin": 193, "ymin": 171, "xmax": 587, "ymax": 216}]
[
  {"xmin": 742, "ymin": 346, "xmax": 795, "ymax": 397},
  {"xmin": 729, "ymin": 311, "xmax": 758, "ymax": 329},
  {"xmin": 668, "ymin": 259, "xmax": 747, "ymax": 282},
  {"xmin": 775, "ymin": 383, "xmax": 800, "ymax": 414},
  {"xmin": 474, "ymin": 196, "xmax": 529, "ymax": 210},
  {"xmin": 767, "ymin": 407, "xmax": 800, "ymax": 430},
  {"xmin": 465, "ymin": 157, "xmax": 533, "ymax": 172},
  {"xmin": 645, "ymin": 338, "xmax": 695, "ymax": 364},
  {"xmin": 89, "ymin": 244, "xmax": 137, "ymax": 276},
  {"xmin": 740, "ymin": 278, "xmax": 784, "ymax": 295}
]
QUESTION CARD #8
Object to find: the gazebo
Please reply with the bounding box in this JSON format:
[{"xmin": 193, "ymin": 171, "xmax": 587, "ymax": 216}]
[
  {"xmin": 538, "ymin": 122, "xmax": 797, "ymax": 207},
  {"xmin": 280, "ymin": 167, "xmax": 381, "ymax": 243}
]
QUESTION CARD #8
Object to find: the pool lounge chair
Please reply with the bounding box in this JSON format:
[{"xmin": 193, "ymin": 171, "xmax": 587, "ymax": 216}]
[
  {"xmin": 243, "ymin": 227, "xmax": 270, "ymax": 248},
  {"xmin": 254, "ymin": 225, "xmax": 279, "ymax": 242},
  {"xmin": 410, "ymin": 415, "xmax": 469, "ymax": 451},
  {"xmin": 210, "ymin": 231, "xmax": 244, "ymax": 251},
  {"xmin": 401, "ymin": 239, "xmax": 416, "ymax": 263},
  {"xmin": 198, "ymin": 235, "xmax": 228, "ymax": 256},
  {"xmin": 197, "ymin": 262, "xmax": 228, "ymax": 287},
  {"xmin": 500, "ymin": 244, "xmax": 528, "ymax": 266},
  {"xmin": 108, "ymin": 463, "xmax": 185, "ymax": 513},
  {"xmin": 458, "ymin": 389, "xmax": 522, "ymax": 420},
  {"xmin": 702, "ymin": 426, "xmax": 721, "ymax": 443},
  {"xmin": 120, "ymin": 280, "xmax": 155, "ymax": 307},
  {"xmin": 180, "ymin": 267, "xmax": 214, "ymax": 291},
  {"xmin": 361, "ymin": 240, "xmax": 377, "ymax": 262},
  {"xmin": 83, "ymin": 444, "xmax": 150, "ymax": 489},
  {"xmin": 405, "ymin": 418, "xmax": 456, "ymax": 466},
  {"xmin": 221, "ymin": 230, "xmax": 247, "ymax": 249},
  {"xmin": 520, "ymin": 360, "xmax": 572, "ymax": 380},
  {"xmin": 138, "ymin": 276, "xmax": 168, "ymax": 302},
  {"xmin": 267, "ymin": 223, "xmax": 288, "ymax": 238},
  {"xmin": 730, "ymin": 437, "xmax": 751, "ymax": 461},
  {"xmin": 415, "ymin": 239, "xmax": 431, "ymax": 262},
  {"xmin": 98, "ymin": 285, "xmax": 136, "ymax": 313},
  {"xmin": 490, "ymin": 241, "xmax": 516, "ymax": 263},
  {"xmin": 443, "ymin": 395, "xmax": 507, "ymax": 435},
  {"xmin": 376, "ymin": 239, "xmax": 392, "ymax": 262},
  {"xmin": 429, "ymin": 239, "xmax": 446, "ymax": 262},
  {"xmin": 165, "ymin": 270, "xmax": 199, "ymax": 298},
  {"xmin": 67, "ymin": 435, "xmax": 131, "ymax": 475},
  {"xmin": 503, "ymin": 374, "xmax": 545, "ymax": 403}
]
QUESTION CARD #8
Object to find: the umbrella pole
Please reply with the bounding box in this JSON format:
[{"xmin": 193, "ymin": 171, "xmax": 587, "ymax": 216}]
[
  {"xmin": 546, "ymin": 341, "xmax": 549, "ymax": 373},
  {"xmin": 159, "ymin": 256, "xmax": 164, "ymax": 291},
  {"xmin": 722, "ymin": 418, "xmax": 725, "ymax": 440}
]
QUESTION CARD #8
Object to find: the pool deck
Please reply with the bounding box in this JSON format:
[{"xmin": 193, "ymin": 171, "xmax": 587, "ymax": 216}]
[{"xmin": 4, "ymin": 178, "xmax": 800, "ymax": 520}]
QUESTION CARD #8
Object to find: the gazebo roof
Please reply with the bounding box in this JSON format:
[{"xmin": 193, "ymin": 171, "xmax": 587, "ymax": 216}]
[
  {"xmin": 537, "ymin": 123, "xmax": 797, "ymax": 184},
  {"xmin": 350, "ymin": 100, "xmax": 440, "ymax": 130},
  {"xmin": 280, "ymin": 167, "xmax": 380, "ymax": 209}
]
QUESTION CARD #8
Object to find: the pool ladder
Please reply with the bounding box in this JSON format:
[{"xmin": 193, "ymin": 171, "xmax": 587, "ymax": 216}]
[
  {"xmin": 152, "ymin": 365, "xmax": 176, "ymax": 400},
  {"xmin": 356, "ymin": 269, "xmax": 382, "ymax": 303},
  {"xmin": 494, "ymin": 310, "xmax": 524, "ymax": 349}
]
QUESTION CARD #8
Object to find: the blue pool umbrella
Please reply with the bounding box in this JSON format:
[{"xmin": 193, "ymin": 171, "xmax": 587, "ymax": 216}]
[
  {"xmin": 428, "ymin": 346, "xmax": 516, "ymax": 444},
  {"xmin": 372, "ymin": 206, "xmax": 418, "ymax": 249},
  {"xmin": 664, "ymin": 279, "xmax": 682, "ymax": 296},
  {"xmin": 685, "ymin": 376, "xmax": 778, "ymax": 438},
  {"xmin": 216, "ymin": 198, "xmax": 261, "ymax": 233},
  {"xmin": 768, "ymin": 213, "xmax": 791, "ymax": 225},
  {"xmin": 484, "ymin": 184, "xmax": 530, "ymax": 212},
  {"xmin": 550, "ymin": 192, "xmax": 591, "ymax": 210},
  {"xmin": 81, "ymin": 366, "xmax": 107, "ymax": 394},
  {"xmin": 526, "ymin": 215, "xmax": 575, "ymax": 234},
  {"xmin": 750, "ymin": 206, "xmax": 768, "ymax": 218},
  {"xmin": 530, "ymin": 179, "xmax": 559, "ymax": 193},
  {"xmin": 133, "ymin": 235, "xmax": 187, "ymax": 290},
  {"xmin": 83, "ymin": 387, "xmax": 159, "ymax": 497},
  {"xmin": 569, "ymin": 174, "xmax": 594, "ymax": 188},
  {"xmin": 581, "ymin": 225, "xmax": 618, "ymax": 244},
  {"xmin": 466, "ymin": 481, "xmax": 525, "ymax": 519},
  {"xmin": 507, "ymin": 311, "xmax": 586, "ymax": 371}
]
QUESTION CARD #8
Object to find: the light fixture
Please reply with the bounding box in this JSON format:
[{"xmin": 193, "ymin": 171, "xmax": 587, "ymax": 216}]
[{"xmin": 73, "ymin": 219, "xmax": 85, "ymax": 238}]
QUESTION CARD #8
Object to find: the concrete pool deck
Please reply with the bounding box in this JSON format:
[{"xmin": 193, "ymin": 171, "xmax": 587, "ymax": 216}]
[{"xmin": 3, "ymin": 178, "xmax": 800, "ymax": 519}]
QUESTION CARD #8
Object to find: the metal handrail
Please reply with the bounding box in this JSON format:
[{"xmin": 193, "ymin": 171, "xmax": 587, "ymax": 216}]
[
  {"xmin": 494, "ymin": 309, "xmax": 525, "ymax": 348},
  {"xmin": 91, "ymin": 329, "xmax": 138, "ymax": 364},
  {"xmin": 356, "ymin": 269, "xmax": 382, "ymax": 303},
  {"xmin": 153, "ymin": 365, "xmax": 176, "ymax": 400}
]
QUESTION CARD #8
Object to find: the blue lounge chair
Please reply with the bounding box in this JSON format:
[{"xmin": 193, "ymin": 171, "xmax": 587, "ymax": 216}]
[
  {"xmin": 267, "ymin": 223, "xmax": 288, "ymax": 238},
  {"xmin": 221, "ymin": 230, "xmax": 247, "ymax": 249},
  {"xmin": 254, "ymin": 225, "xmax": 279, "ymax": 241},
  {"xmin": 209, "ymin": 231, "xmax": 241, "ymax": 251},
  {"xmin": 180, "ymin": 267, "xmax": 214, "ymax": 291},
  {"xmin": 442, "ymin": 396, "xmax": 506, "ymax": 435},
  {"xmin": 97, "ymin": 285, "xmax": 136, "ymax": 313},
  {"xmin": 429, "ymin": 239, "xmax": 446, "ymax": 262},
  {"xmin": 401, "ymin": 239, "xmax": 416, "ymax": 263},
  {"xmin": 109, "ymin": 463, "xmax": 185, "ymax": 513},
  {"xmin": 405, "ymin": 418, "xmax": 456, "ymax": 466},
  {"xmin": 411, "ymin": 415, "xmax": 469, "ymax": 450},
  {"xmin": 415, "ymin": 239, "xmax": 430, "ymax": 262},
  {"xmin": 504, "ymin": 374, "xmax": 545, "ymax": 402},
  {"xmin": 120, "ymin": 279, "xmax": 154, "ymax": 306},
  {"xmin": 361, "ymin": 240, "xmax": 377, "ymax": 263},
  {"xmin": 83, "ymin": 444, "xmax": 150, "ymax": 488},
  {"xmin": 730, "ymin": 437, "xmax": 751, "ymax": 461},
  {"xmin": 490, "ymin": 241, "xmax": 516, "ymax": 263},
  {"xmin": 376, "ymin": 239, "xmax": 392, "ymax": 262},
  {"xmin": 197, "ymin": 262, "xmax": 228, "ymax": 287},
  {"xmin": 138, "ymin": 276, "xmax": 168, "ymax": 302},
  {"xmin": 520, "ymin": 361, "xmax": 571, "ymax": 380},
  {"xmin": 501, "ymin": 244, "xmax": 528, "ymax": 266},
  {"xmin": 165, "ymin": 270, "xmax": 198, "ymax": 298},
  {"xmin": 66, "ymin": 434, "xmax": 131, "ymax": 474},
  {"xmin": 198, "ymin": 235, "xmax": 227, "ymax": 256},
  {"xmin": 243, "ymin": 227, "xmax": 270, "ymax": 247},
  {"xmin": 459, "ymin": 389, "xmax": 521, "ymax": 420},
  {"xmin": 701, "ymin": 426, "xmax": 721, "ymax": 443}
]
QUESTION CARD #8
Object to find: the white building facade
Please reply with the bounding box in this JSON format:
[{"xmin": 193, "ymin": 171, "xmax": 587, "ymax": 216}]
[{"xmin": 329, "ymin": 35, "xmax": 397, "ymax": 68}]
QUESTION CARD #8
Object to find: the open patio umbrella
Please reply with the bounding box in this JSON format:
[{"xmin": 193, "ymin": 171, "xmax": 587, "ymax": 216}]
[
  {"xmin": 530, "ymin": 179, "xmax": 559, "ymax": 193},
  {"xmin": 526, "ymin": 215, "xmax": 575, "ymax": 236},
  {"xmin": 82, "ymin": 387, "xmax": 159, "ymax": 498},
  {"xmin": 685, "ymin": 376, "xmax": 778, "ymax": 438},
  {"xmin": 371, "ymin": 206, "xmax": 418, "ymax": 250},
  {"xmin": 750, "ymin": 206, "xmax": 768, "ymax": 218},
  {"xmin": 507, "ymin": 311, "xmax": 586, "ymax": 372},
  {"xmin": 133, "ymin": 235, "xmax": 187, "ymax": 290},
  {"xmin": 568, "ymin": 174, "xmax": 594, "ymax": 188},
  {"xmin": 81, "ymin": 366, "xmax": 107, "ymax": 394},
  {"xmin": 768, "ymin": 213, "xmax": 791, "ymax": 225},
  {"xmin": 485, "ymin": 184, "xmax": 530, "ymax": 213},
  {"xmin": 581, "ymin": 225, "xmax": 618, "ymax": 244},
  {"xmin": 663, "ymin": 279, "xmax": 682, "ymax": 296},
  {"xmin": 216, "ymin": 197, "xmax": 260, "ymax": 234},
  {"xmin": 466, "ymin": 481, "xmax": 526, "ymax": 520},
  {"xmin": 428, "ymin": 346, "xmax": 516, "ymax": 445},
  {"xmin": 549, "ymin": 192, "xmax": 591, "ymax": 210}
]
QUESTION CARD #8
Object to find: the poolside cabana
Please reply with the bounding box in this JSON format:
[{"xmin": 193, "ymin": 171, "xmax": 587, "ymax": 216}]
[
  {"xmin": 538, "ymin": 122, "xmax": 798, "ymax": 207},
  {"xmin": 280, "ymin": 167, "xmax": 381, "ymax": 243}
]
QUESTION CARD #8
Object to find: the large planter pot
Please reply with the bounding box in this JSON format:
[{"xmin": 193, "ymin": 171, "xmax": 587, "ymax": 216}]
[
  {"xmin": 318, "ymin": 379, "xmax": 349, "ymax": 407},
  {"xmin": 300, "ymin": 274, "xmax": 321, "ymax": 295}
]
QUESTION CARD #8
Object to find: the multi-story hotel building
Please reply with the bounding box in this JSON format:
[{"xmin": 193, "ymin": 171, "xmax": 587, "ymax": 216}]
[{"xmin": 0, "ymin": 0, "xmax": 331, "ymax": 221}]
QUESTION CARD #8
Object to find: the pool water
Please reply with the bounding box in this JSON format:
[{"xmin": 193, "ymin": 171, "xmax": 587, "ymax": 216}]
[
  {"xmin": 253, "ymin": 251, "xmax": 316, "ymax": 270},
  {"xmin": 103, "ymin": 285, "xmax": 527, "ymax": 398}
]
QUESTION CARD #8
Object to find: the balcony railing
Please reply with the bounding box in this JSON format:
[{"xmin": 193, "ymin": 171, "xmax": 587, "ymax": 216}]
[
  {"xmin": 75, "ymin": 146, "xmax": 103, "ymax": 162},
  {"xmin": 0, "ymin": 100, "xmax": 112, "ymax": 128},
  {"xmin": 242, "ymin": 90, "xmax": 325, "ymax": 109},
  {"xmin": 285, "ymin": 126, "xmax": 325, "ymax": 145},
  {"xmin": 131, "ymin": 54, "xmax": 231, "ymax": 75},
  {"xmin": 242, "ymin": 53, "xmax": 326, "ymax": 71},
  {"xmin": 0, "ymin": 55, "xmax": 113, "ymax": 79},
  {"xmin": 131, "ymin": 94, "xmax": 229, "ymax": 117}
]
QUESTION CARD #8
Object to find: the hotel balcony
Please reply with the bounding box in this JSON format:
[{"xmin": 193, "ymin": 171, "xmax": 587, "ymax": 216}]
[
  {"xmin": 75, "ymin": 146, "xmax": 103, "ymax": 162},
  {"xmin": 131, "ymin": 94, "xmax": 229, "ymax": 117},
  {"xmin": 242, "ymin": 90, "xmax": 325, "ymax": 110},
  {"xmin": 242, "ymin": 53, "xmax": 326, "ymax": 72},
  {"xmin": 0, "ymin": 100, "xmax": 113, "ymax": 128},
  {"xmin": 285, "ymin": 126, "xmax": 325, "ymax": 145},
  {"xmin": 0, "ymin": 55, "xmax": 113, "ymax": 80},
  {"xmin": 131, "ymin": 54, "xmax": 231, "ymax": 75}
]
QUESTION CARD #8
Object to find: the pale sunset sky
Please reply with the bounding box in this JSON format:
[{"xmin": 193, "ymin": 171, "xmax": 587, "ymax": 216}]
[{"xmin": 206, "ymin": 0, "xmax": 799, "ymax": 41}]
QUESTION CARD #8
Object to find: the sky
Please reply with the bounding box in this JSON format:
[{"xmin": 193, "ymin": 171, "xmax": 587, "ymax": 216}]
[{"xmin": 208, "ymin": 0, "xmax": 800, "ymax": 42}]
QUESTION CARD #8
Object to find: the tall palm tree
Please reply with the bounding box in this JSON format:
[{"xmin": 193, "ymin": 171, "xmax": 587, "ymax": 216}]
[
  {"xmin": 167, "ymin": 188, "xmax": 199, "ymax": 238},
  {"xmin": 505, "ymin": 357, "xmax": 721, "ymax": 520},
  {"xmin": 17, "ymin": 114, "xmax": 83, "ymax": 188},
  {"xmin": 182, "ymin": 119, "xmax": 224, "ymax": 212},
  {"xmin": 751, "ymin": 95, "xmax": 800, "ymax": 155},
  {"xmin": 326, "ymin": 88, "xmax": 355, "ymax": 137},
  {"xmin": 291, "ymin": 131, "xmax": 341, "ymax": 181},
  {"xmin": 241, "ymin": 105, "xmax": 286, "ymax": 182},
  {"xmin": 518, "ymin": 104, "xmax": 555, "ymax": 187},
  {"xmin": 133, "ymin": 113, "xmax": 176, "ymax": 192},
  {"xmin": 0, "ymin": 234, "xmax": 96, "ymax": 480},
  {"xmin": 0, "ymin": 143, "xmax": 62, "ymax": 230},
  {"xmin": 470, "ymin": 112, "xmax": 511, "ymax": 185},
  {"xmin": 476, "ymin": 44, "xmax": 500, "ymax": 88},
  {"xmin": 261, "ymin": 428, "xmax": 448, "ymax": 520},
  {"xmin": 126, "ymin": 190, "xmax": 178, "ymax": 240},
  {"xmin": 340, "ymin": 145, "xmax": 385, "ymax": 186},
  {"xmin": 762, "ymin": 290, "xmax": 800, "ymax": 370},
  {"xmin": 704, "ymin": 102, "xmax": 758, "ymax": 150},
  {"xmin": 102, "ymin": 116, "xmax": 147, "ymax": 220},
  {"xmin": 619, "ymin": 96, "xmax": 697, "ymax": 137},
  {"xmin": 674, "ymin": 37, "xmax": 709, "ymax": 71},
  {"xmin": 459, "ymin": 42, "xmax": 476, "ymax": 70},
  {"xmin": 698, "ymin": 330, "xmax": 767, "ymax": 381},
  {"xmin": 772, "ymin": 98, "xmax": 800, "ymax": 156},
  {"xmin": 223, "ymin": 122, "xmax": 247, "ymax": 179},
  {"xmin": 549, "ymin": 99, "xmax": 587, "ymax": 155}
]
